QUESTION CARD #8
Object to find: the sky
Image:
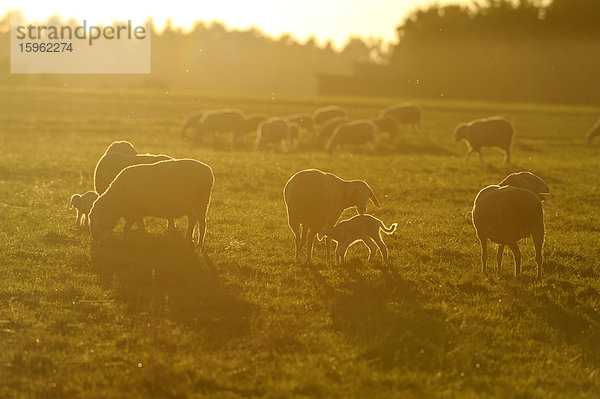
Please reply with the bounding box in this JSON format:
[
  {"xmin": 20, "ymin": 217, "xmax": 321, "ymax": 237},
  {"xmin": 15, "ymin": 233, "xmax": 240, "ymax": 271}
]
[{"xmin": 3, "ymin": 0, "xmax": 468, "ymax": 47}]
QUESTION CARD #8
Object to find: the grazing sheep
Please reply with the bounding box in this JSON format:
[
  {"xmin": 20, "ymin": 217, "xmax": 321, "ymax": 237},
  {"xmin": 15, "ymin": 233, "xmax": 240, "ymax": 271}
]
[
  {"xmin": 243, "ymin": 113, "xmax": 269, "ymax": 134},
  {"xmin": 381, "ymin": 104, "xmax": 421, "ymax": 134},
  {"xmin": 105, "ymin": 141, "xmax": 138, "ymax": 156},
  {"xmin": 90, "ymin": 159, "xmax": 213, "ymax": 249},
  {"xmin": 69, "ymin": 191, "xmax": 99, "ymax": 227},
  {"xmin": 320, "ymin": 214, "xmax": 397, "ymax": 264},
  {"xmin": 313, "ymin": 105, "xmax": 347, "ymax": 126},
  {"xmin": 256, "ymin": 117, "xmax": 293, "ymax": 152},
  {"xmin": 499, "ymin": 171, "xmax": 549, "ymax": 200},
  {"xmin": 372, "ymin": 116, "xmax": 400, "ymax": 138},
  {"xmin": 472, "ymin": 185, "xmax": 545, "ymax": 279},
  {"xmin": 326, "ymin": 120, "xmax": 378, "ymax": 153},
  {"xmin": 318, "ymin": 116, "xmax": 350, "ymax": 141},
  {"xmin": 284, "ymin": 169, "xmax": 380, "ymax": 264},
  {"xmin": 454, "ymin": 116, "xmax": 514, "ymax": 164},
  {"xmin": 586, "ymin": 119, "xmax": 600, "ymax": 144},
  {"xmin": 181, "ymin": 111, "xmax": 204, "ymax": 139},
  {"xmin": 195, "ymin": 108, "xmax": 245, "ymax": 141},
  {"xmin": 289, "ymin": 122, "xmax": 301, "ymax": 144},
  {"xmin": 286, "ymin": 114, "xmax": 314, "ymax": 133}
]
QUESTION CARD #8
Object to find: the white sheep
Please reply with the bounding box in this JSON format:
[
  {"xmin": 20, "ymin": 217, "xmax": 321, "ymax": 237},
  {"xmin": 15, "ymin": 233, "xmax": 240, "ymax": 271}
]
[
  {"xmin": 454, "ymin": 116, "xmax": 514, "ymax": 164},
  {"xmin": 472, "ymin": 172, "xmax": 548, "ymax": 279},
  {"xmin": 195, "ymin": 108, "xmax": 245, "ymax": 141},
  {"xmin": 69, "ymin": 191, "xmax": 99, "ymax": 227},
  {"xmin": 318, "ymin": 116, "xmax": 350, "ymax": 141},
  {"xmin": 243, "ymin": 113, "xmax": 269, "ymax": 134},
  {"xmin": 284, "ymin": 169, "xmax": 380, "ymax": 264},
  {"xmin": 325, "ymin": 120, "xmax": 378, "ymax": 153},
  {"xmin": 256, "ymin": 117, "xmax": 293, "ymax": 152},
  {"xmin": 372, "ymin": 116, "xmax": 400, "ymax": 139},
  {"xmin": 286, "ymin": 114, "xmax": 314, "ymax": 133},
  {"xmin": 585, "ymin": 119, "xmax": 600, "ymax": 144},
  {"xmin": 381, "ymin": 104, "xmax": 421, "ymax": 134},
  {"xmin": 181, "ymin": 111, "xmax": 204, "ymax": 139},
  {"xmin": 313, "ymin": 105, "xmax": 347, "ymax": 126},
  {"xmin": 320, "ymin": 214, "xmax": 397, "ymax": 264},
  {"xmin": 90, "ymin": 159, "xmax": 214, "ymax": 249}
]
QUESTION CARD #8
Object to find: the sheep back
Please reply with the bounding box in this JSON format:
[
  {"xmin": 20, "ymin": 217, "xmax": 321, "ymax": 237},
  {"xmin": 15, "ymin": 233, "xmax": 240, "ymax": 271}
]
[
  {"xmin": 326, "ymin": 120, "xmax": 377, "ymax": 152},
  {"xmin": 313, "ymin": 106, "xmax": 347, "ymax": 126},
  {"xmin": 94, "ymin": 152, "xmax": 173, "ymax": 195},
  {"xmin": 196, "ymin": 108, "xmax": 245, "ymax": 137},
  {"xmin": 455, "ymin": 117, "xmax": 513, "ymax": 151},
  {"xmin": 382, "ymin": 104, "xmax": 421, "ymax": 124}
]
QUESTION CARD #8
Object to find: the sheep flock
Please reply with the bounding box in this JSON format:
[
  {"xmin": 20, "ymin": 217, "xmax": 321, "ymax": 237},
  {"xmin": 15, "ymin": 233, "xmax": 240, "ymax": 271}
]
[{"xmin": 67, "ymin": 102, "xmax": 600, "ymax": 281}]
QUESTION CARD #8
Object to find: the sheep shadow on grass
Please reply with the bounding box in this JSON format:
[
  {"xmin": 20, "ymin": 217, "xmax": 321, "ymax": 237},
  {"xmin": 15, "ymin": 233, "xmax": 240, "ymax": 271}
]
[
  {"xmin": 90, "ymin": 233, "xmax": 252, "ymax": 346},
  {"xmin": 307, "ymin": 262, "xmax": 457, "ymax": 372}
]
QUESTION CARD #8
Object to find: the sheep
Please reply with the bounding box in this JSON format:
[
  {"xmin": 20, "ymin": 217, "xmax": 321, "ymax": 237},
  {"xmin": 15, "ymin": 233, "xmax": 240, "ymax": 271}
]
[
  {"xmin": 454, "ymin": 116, "xmax": 514, "ymax": 164},
  {"xmin": 286, "ymin": 114, "xmax": 314, "ymax": 133},
  {"xmin": 243, "ymin": 113, "xmax": 269, "ymax": 134},
  {"xmin": 325, "ymin": 120, "xmax": 378, "ymax": 153},
  {"xmin": 94, "ymin": 151, "xmax": 175, "ymax": 231},
  {"xmin": 89, "ymin": 159, "xmax": 214, "ymax": 250},
  {"xmin": 195, "ymin": 108, "xmax": 245, "ymax": 141},
  {"xmin": 94, "ymin": 151, "xmax": 173, "ymax": 195},
  {"xmin": 104, "ymin": 141, "xmax": 138, "ymax": 156},
  {"xmin": 320, "ymin": 214, "xmax": 397, "ymax": 264},
  {"xmin": 381, "ymin": 104, "xmax": 421, "ymax": 134},
  {"xmin": 289, "ymin": 122, "xmax": 301, "ymax": 144},
  {"xmin": 181, "ymin": 111, "xmax": 204, "ymax": 139},
  {"xmin": 318, "ymin": 116, "xmax": 350, "ymax": 142},
  {"xmin": 472, "ymin": 184, "xmax": 545, "ymax": 279},
  {"xmin": 313, "ymin": 105, "xmax": 347, "ymax": 126},
  {"xmin": 69, "ymin": 191, "xmax": 99, "ymax": 227},
  {"xmin": 585, "ymin": 119, "xmax": 600, "ymax": 144},
  {"xmin": 256, "ymin": 117, "xmax": 293, "ymax": 152},
  {"xmin": 284, "ymin": 169, "xmax": 380, "ymax": 264},
  {"xmin": 372, "ymin": 116, "xmax": 400, "ymax": 138},
  {"xmin": 499, "ymin": 171, "xmax": 549, "ymax": 200}
]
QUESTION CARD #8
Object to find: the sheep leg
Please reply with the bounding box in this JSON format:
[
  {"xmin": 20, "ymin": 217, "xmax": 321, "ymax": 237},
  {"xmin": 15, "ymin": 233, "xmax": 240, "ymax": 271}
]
[
  {"xmin": 337, "ymin": 241, "xmax": 349, "ymax": 264},
  {"xmin": 325, "ymin": 237, "xmax": 332, "ymax": 264},
  {"xmin": 305, "ymin": 230, "xmax": 317, "ymax": 264},
  {"xmin": 479, "ymin": 237, "xmax": 488, "ymax": 274},
  {"xmin": 136, "ymin": 218, "xmax": 146, "ymax": 232},
  {"xmin": 363, "ymin": 237, "xmax": 378, "ymax": 261},
  {"xmin": 533, "ymin": 235, "xmax": 543, "ymax": 280},
  {"xmin": 373, "ymin": 233, "xmax": 389, "ymax": 263},
  {"xmin": 197, "ymin": 212, "xmax": 207, "ymax": 250},
  {"xmin": 84, "ymin": 214, "xmax": 90, "ymax": 226},
  {"xmin": 123, "ymin": 219, "xmax": 135, "ymax": 238},
  {"xmin": 507, "ymin": 242, "xmax": 521, "ymax": 277},
  {"xmin": 76, "ymin": 210, "xmax": 81, "ymax": 227},
  {"xmin": 496, "ymin": 244, "xmax": 504, "ymax": 276},
  {"xmin": 465, "ymin": 149, "xmax": 473, "ymax": 162},
  {"xmin": 477, "ymin": 150, "xmax": 484, "ymax": 163},
  {"xmin": 168, "ymin": 219, "xmax": 177, "ymax": 232},
  {"xmin": 504, "ymin": 149, "xmax": 511, "ymax": 165},
  {"xmin": 186, "ymin": 213, "xmax": 197, "ymax": 245}
]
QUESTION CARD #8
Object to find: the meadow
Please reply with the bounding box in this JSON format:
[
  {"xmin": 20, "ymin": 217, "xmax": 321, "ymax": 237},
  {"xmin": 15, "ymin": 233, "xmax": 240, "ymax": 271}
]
[{"xmin": 1, "ymin": 86, "xmax": 600, "ymax": 398}]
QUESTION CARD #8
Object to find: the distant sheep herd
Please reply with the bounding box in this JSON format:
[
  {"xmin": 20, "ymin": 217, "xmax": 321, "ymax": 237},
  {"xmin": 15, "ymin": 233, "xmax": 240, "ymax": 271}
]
[{"xmin": 69, "ymin": 103, "xmax": 600, "ymax": 280}]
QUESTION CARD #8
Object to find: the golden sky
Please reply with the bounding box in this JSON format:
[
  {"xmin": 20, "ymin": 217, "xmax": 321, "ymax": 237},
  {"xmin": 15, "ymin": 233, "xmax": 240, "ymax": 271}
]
[{"xmin": 4, "ymin": 0, "xmax": 467, "ymax": 47}]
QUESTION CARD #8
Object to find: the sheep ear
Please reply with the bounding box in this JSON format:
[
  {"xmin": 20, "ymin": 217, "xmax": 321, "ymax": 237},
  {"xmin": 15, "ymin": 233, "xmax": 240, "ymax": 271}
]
[
  {"xmin": 317, "ymin": 233, "xmax": 324, "ymax": 241},
  {"xmin": 369, "ymin": 190, "xmax": 380, "ymax": 208},
  {"xmin": 69, "ymin": 194, "xmax": 78, "ymax": 210}
]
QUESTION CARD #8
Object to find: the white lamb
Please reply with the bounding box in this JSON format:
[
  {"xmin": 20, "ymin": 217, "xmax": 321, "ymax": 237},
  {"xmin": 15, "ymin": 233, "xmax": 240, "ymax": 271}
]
[
  {"xmin": 320, "ymin": 214, "xmax": 397, "ymax": 264},
  {"xmin": 69, "ymin": 191, "xmax": 99, "ymax": 227},
  {"xmin": 89, "ymin": 159, "xmax": 214, "ymax": 249},
  {"xmin": 284, "ymin": 169, "xmax": 380, "ymax": 264}
]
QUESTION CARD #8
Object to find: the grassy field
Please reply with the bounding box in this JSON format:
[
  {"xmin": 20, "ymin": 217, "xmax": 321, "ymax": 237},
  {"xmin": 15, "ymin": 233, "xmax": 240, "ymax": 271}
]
[{"xmin": 1, "ymin": 86, "xmax": 600, "ymax": 398}]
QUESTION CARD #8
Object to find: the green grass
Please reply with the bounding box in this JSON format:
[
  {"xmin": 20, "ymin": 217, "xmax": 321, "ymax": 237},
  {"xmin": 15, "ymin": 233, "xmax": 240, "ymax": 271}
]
[{"xmin": 1, "ymin": 86, "xmax": 600, "ymax": 398}]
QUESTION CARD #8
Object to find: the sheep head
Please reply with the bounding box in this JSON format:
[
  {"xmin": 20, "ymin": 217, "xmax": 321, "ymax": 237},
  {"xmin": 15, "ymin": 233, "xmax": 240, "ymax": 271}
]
[
  {"xmin": 89, "ymin": 198, "xmax": 120, "ymax": 241},
  {"xmin": 69, "ymin": 194, "xmax": 81, "ymax": 210},
  {"xmin": 499, "ymin": 171, "xmax": 549, "ymax": 199},
  {"xmin": 106, "ymin": 141, "xmax": 137, "ymax": 156},
  {"xmin": 453, "ymin": 124, "xmax": 468, "ymax": 142},
  {"xmin": 586, "ymin": 121, "xmax": 600, "ymax": 144},
  {"xmin": 349, "ymin": 180, "xmax": 380, "ymax": 214}
]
